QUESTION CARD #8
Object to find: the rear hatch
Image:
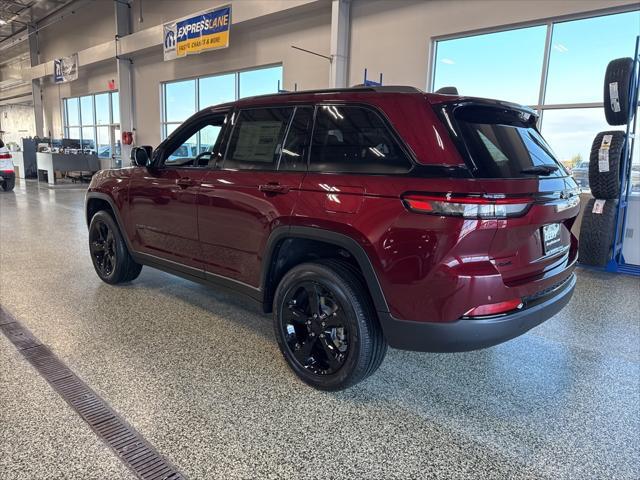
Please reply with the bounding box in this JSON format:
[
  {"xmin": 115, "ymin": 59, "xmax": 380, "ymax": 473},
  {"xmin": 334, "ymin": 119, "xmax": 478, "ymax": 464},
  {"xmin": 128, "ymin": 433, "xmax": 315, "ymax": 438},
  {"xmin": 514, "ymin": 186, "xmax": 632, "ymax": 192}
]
[{"xmin": 432, "ymin": 99, "xmax": 580, "ymax": 284}]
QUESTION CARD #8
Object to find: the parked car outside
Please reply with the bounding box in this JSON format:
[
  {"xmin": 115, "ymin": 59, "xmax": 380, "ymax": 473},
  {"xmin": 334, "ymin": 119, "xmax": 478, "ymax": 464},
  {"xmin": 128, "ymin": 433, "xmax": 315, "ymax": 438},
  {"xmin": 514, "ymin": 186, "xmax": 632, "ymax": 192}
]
[
  {"xmin": 85, "ymin": 87, "xmax": 580, "ymax": 390},
  {"xmin": 572, "ymin": 160, "xmax": 590, "ymax": 190}
]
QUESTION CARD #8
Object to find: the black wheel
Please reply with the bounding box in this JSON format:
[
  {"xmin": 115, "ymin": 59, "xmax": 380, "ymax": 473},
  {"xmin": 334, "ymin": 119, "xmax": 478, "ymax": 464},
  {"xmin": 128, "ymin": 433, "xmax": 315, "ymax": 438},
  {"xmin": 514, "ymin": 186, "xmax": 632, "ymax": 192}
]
[
  {"xmin": 604, "ymin": 57, "xmax": 634, "ymax": 126},
  {"xmin": 273, "ymin": 260, "xmax": 387, "ymax": 391},
  {"xmin": 1, "ymin": 177, "xmax": 14, "ymax": 191},
  {"xmin": 588, "ymin": 131, "xmax": 625, "ymax": 199},
  {"xmin": 578, "ymin": 198, "xmax": 618, "ymax": 267},
  {"xmin": 89, "ymin": 210, "xmax": 142, "ymax": 284}
]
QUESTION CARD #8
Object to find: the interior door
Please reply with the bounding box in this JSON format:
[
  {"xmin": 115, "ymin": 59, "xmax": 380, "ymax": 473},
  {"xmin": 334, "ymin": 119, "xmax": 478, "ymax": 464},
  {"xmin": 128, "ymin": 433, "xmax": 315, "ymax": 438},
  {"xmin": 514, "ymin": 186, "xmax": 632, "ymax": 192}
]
[
  {"xmin": 127, "ymin": 112, "xmax": 227, "ymax": 271},
  {"xmin": 198, "ymin": 106, "xmax": 313, "ymax": 287}
]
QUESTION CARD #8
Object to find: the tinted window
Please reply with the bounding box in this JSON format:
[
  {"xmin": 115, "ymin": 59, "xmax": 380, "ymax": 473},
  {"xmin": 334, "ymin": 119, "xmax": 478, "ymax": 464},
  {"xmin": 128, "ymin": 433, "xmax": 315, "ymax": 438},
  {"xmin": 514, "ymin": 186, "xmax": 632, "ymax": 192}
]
[
  {"xmin": 449, "ymin": 105, "xmax": 566, "ymax": 178},
  {"xmin": 309, "ymin": 105, "xmax": 412, "ymax": 174},
  {"xmin": 279, "ymin": 107, "xmax": 313, "ymax": 171},
  {"xmin": 224, "ymin": 108, "xmax": 293, "ymax": 170}
]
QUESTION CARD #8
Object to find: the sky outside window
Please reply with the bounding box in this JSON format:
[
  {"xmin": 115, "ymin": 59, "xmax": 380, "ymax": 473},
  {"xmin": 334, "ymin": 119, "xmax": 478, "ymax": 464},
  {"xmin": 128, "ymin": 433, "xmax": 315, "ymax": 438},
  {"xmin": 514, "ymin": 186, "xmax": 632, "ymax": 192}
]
[
  {"xmin": 239, "ymin": 66, "xmax": 283, "ymax": 98},
  {"xmin": 545, "ymin": 10, "xmax": 640, "ymax": 105},
  {"xmin": 433, "ymin": 25, "xmax": 547, "ymax": 105},
  {"xmin": 165, "ymin": 79, "xmax": 196, "ymax": 122}
]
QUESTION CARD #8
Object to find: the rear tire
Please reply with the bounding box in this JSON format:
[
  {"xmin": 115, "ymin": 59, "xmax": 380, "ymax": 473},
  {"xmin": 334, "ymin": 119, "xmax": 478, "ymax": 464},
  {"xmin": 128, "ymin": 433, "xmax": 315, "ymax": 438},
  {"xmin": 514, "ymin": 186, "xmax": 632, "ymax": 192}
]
[
  {"xmin": 273, "ymin": 260, "xmax": 387, "ymax": 391},
  {"xmin": 578, "ymin": 198, "xmax": 618, "ymax": 267},
  {"xmin": 604, "ymin": 57, "xmax": 634, "ymax": 126},
  {"xmin": 89, "ymin": 211, "xmax": 142, "ymax": 284},
  {"xmin": 1, "ymin": 177, "xmax": 14, "ymax": 192},
  {"xmin": 588, "ymin": 131, "xmax": 624, "ymax": 199}
]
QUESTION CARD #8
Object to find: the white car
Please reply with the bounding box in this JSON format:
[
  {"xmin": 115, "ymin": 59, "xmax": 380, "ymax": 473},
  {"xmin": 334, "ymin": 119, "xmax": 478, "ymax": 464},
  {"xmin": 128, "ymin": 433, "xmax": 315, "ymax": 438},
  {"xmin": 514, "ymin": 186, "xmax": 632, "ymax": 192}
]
[{"xmin": 0, "ymin": 141, "xmax": 15, "ymax": 192}]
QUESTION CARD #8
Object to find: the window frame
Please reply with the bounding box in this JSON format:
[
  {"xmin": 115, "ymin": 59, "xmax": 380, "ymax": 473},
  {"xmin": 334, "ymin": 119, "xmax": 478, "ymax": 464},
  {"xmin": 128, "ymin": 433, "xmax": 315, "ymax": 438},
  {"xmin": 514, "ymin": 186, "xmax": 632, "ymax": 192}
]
[
  {"xmin": 428, "ymin": 5, "xmax": 639, "ymax": 114},
  {"xmin": 160, "ymin": 64, "xmax": 283, "ymax": 144},
  {"xmin": 62, "ymin": 90, "xmax": 119, "ymax": 159}
]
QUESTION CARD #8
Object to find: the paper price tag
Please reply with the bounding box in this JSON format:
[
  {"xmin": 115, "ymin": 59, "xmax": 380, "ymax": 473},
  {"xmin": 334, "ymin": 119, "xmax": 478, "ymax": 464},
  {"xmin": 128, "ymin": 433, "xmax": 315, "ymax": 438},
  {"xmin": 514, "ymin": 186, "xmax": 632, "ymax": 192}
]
[
  {"xmin": 592, "ymin": 199, "xmax": 606, "ymax": 214},
  {"xmin": 598, "ymin": 134, "xmax": 613, "ymax": 172},
  {"xmin": 609, "ymin": 82, "xmax": 620, "ymax": 113}
]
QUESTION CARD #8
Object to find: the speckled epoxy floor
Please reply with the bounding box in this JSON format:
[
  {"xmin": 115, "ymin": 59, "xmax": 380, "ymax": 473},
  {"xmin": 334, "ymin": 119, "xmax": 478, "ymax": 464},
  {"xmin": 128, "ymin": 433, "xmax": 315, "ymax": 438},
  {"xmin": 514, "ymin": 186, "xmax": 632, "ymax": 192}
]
[{"xmin": 0, "ymin": 180, "xmax": 639, "ymax": 480}]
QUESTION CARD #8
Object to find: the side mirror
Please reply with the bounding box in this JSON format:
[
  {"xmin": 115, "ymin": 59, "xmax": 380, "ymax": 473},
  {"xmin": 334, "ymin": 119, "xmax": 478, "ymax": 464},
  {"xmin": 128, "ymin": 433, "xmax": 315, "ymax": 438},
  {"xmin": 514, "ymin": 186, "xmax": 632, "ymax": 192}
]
[{"xmin": 130, "ymin": 146, "xmax": 152, "ymax": 167}]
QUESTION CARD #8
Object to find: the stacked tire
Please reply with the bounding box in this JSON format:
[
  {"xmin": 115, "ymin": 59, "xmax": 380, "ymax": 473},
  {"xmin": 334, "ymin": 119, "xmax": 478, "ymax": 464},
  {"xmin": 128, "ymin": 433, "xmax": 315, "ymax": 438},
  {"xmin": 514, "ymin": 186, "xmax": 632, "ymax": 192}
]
[{"xmin": 578, "ymin": 57, "xmax": 634, "ymax": 266}]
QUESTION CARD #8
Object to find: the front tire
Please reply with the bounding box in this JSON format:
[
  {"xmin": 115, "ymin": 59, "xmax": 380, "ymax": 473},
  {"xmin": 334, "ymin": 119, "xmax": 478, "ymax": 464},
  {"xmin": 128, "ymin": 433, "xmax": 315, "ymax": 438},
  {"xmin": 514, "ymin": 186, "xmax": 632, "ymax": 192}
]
[
  {"xmin": 89, "ymin": 210, "xmax": 142, "ymax": 284},
  {"xmin": 273, "ymin": 260, "xmax": 387, "ymax": 390}
]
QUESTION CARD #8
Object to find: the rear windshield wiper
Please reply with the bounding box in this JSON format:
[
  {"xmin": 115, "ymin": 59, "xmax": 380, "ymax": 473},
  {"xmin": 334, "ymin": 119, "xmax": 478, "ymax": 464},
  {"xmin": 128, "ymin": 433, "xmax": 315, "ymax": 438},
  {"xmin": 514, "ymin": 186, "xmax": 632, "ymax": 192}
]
[{"xmin": 520, "ymin": 165, "xmax": 559, "ymax": 175}]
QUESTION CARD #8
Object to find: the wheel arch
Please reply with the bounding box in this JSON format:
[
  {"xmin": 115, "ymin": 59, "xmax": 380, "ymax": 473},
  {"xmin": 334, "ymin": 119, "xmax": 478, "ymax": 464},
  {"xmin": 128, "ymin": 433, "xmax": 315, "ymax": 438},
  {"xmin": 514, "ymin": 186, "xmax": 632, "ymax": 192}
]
[
  {"xmin": 261, "ymin": 226, "xmax": 389, "ymax": 314},
  {"xmin": 85, "ymin": 192, "xmax": 134, "ymax": 252}
]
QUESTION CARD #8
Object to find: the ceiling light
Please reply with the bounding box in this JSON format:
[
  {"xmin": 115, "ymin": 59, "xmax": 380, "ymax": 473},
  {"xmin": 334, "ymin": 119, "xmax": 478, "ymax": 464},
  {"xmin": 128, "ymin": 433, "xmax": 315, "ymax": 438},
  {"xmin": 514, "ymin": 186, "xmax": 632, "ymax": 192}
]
[{"xmin": 0, "ymin": 20, "xmax": 7, "ymax": 25}]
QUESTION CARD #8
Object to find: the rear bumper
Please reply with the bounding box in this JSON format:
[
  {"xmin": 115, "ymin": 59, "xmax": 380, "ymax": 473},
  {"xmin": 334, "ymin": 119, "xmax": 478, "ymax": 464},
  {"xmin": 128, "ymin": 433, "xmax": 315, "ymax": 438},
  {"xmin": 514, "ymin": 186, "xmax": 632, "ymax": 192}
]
[
  {"xmin": 379, "ymin": 273, "xmax": 576, "ymax": 352},
  {"xmin": 1, "ymin": 171, "xmax": 15, "ymax": 181}
]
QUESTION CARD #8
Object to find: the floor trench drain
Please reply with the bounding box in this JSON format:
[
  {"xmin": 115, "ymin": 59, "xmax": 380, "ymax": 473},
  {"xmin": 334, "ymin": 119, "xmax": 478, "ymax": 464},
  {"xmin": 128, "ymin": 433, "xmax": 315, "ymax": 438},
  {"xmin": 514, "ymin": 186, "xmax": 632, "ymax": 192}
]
[{"xmin": 0, "ymin": 307, "xmax": 185, "ymax": 480}]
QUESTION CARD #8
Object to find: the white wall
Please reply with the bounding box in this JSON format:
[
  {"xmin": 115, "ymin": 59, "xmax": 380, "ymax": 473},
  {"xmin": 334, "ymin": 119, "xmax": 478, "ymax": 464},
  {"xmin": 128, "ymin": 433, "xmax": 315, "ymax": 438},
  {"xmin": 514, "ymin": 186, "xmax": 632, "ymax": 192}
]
[
  {"xmin": 0, "ymin": 105, "xmax": 35, "ymax": 146},
  {"xmin": 36, "ymin": 0, "xmax": 115, "ymax": 63},
  {"xmin": 348, "ymin": 0, "xmax": 638, "ymax": 88},
  {"xmin": 42, "ymin": 62, "xmax": 117, "ymax": 138}
]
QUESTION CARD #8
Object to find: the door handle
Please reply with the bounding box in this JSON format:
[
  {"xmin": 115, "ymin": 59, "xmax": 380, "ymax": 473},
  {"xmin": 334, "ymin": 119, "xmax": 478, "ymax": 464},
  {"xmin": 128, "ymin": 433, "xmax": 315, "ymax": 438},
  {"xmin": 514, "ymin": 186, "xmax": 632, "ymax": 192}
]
[
  {"xmin": 176, "ymin": 177, "xmax": 196, "ymax": 189},
  {"xmin": 259, "ymin": 183, "xmax": 290, "ymax": 194}
]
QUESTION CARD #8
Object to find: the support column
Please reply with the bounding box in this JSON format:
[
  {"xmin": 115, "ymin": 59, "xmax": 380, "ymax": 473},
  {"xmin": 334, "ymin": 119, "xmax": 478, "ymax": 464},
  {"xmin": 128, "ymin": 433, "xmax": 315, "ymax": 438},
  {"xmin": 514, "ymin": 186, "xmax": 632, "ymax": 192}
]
[
  {"xmin": 329, "ymin": 0, "xmax": 350, "ymax": 88},
  {"xmin": 115, "ymin": 0, "xmax": 134, "ymax": 165},
  {"xmin": 28, "ymin": 25, "xmax": 44, "ymax": 138}
]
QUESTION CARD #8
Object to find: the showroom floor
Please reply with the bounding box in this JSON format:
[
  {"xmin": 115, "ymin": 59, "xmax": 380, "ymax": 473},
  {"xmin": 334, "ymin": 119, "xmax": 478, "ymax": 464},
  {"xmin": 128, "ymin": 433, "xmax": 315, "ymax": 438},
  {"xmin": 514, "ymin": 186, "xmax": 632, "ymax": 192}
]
[{"xmin": 0, "ymin": 180, "xmax": 639, "ymax": 480}]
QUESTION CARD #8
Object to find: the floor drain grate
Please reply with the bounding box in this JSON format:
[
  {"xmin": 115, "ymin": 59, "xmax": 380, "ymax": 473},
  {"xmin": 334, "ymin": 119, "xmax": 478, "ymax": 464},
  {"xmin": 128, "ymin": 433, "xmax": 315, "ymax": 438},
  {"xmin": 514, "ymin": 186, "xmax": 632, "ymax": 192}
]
[{"xmin": 0, "ymin": 307, "xmax": 185, "ymax": 480}]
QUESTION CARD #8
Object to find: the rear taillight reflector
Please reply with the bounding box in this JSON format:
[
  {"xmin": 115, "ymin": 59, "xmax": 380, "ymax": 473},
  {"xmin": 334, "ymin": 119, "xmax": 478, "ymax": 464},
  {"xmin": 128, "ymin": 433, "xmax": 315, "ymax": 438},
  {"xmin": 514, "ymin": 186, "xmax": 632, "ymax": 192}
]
[
  {"xmin": 402, "ymin": 193, "xmax": 532, "ymax": 219},
  {"xmin": 0, "ymin": 153, "xmax": 11, "ymax": 159},
  {"xmin": 464, "ymin": 298, "xmax": 523, "ymax": 317}
]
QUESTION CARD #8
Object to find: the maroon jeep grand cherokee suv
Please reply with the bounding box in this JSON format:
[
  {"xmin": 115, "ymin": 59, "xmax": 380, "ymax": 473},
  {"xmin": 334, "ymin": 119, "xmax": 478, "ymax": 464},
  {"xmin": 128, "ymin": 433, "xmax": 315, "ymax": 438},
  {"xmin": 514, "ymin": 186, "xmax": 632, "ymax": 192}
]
[{"xmin": 86, "ymin": 86, "xmax": 579, "ymax": 390}]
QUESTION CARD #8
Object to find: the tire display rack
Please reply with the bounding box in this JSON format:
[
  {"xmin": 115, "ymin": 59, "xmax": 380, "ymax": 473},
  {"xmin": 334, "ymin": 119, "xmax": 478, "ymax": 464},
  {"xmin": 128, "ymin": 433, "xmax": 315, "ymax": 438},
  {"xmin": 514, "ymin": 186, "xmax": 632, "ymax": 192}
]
[{"xmin": 608, "ymin": 36, "xmax": 640, "ymax": 276}]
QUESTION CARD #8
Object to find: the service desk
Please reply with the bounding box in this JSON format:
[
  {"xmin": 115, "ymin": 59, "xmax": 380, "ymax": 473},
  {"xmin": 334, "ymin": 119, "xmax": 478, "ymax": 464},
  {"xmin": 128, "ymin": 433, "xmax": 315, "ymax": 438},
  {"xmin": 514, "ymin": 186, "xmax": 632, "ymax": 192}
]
[{"xmin": 36, "ymin": 152, "xmax": 100, "ymax": 186}]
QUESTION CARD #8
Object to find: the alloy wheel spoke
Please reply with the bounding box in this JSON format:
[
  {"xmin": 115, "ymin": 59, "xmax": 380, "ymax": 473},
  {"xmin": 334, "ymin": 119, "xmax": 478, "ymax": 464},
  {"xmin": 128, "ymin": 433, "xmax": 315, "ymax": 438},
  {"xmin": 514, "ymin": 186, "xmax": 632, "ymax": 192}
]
[
  {"xmin": 92, "ymin": 241, "xmax": 106, "ymax": 253},
  {"xmin": 319, "ymin": 336, "xmax": 342, "ymax": 370},
  {"xmin": 293, "ymin": 337, "xmax": 316, "ymax": 364},
  {"xmin": 303, "ymin": 283, "xmax": 321, "ymax": 317},
  {"xmin": 286, "ymin": 304, "xmax": 308, "ymax": 323}
]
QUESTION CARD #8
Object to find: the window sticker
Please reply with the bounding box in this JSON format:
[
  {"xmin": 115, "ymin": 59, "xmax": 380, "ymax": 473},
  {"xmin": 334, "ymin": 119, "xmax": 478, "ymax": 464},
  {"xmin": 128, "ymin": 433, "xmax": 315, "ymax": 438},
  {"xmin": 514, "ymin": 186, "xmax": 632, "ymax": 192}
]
[{"xmin": 232, "ymin": 121, "xmax": 283, "ymax": 163}]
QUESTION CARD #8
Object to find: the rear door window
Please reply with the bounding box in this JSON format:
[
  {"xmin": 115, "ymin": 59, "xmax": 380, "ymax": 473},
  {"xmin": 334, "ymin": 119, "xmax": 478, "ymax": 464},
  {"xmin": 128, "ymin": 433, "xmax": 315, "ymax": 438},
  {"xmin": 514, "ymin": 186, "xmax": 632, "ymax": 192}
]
[
  {"xmin": 445, "ymin": 104, "xmax": 567, "ymax": 178},
  {"xmin": 309, "ymin": 105, "xmax": 412, "ymax": 174},
  {"xmin": 224, "ymin": 107, "xmax": 294, "ymax": 171}
]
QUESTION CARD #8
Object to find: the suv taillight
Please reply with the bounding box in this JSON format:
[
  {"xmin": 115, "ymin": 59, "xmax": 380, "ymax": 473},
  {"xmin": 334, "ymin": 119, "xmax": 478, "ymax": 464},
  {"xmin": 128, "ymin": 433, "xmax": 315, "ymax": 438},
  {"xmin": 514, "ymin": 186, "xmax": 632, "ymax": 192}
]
[
  {"xmin": 0, "ymin": 153, "xmax": 11, "ymax": 160},
  {"xmin": 402, "ymin": 193, "xmax": 532, "ymax": 219}
]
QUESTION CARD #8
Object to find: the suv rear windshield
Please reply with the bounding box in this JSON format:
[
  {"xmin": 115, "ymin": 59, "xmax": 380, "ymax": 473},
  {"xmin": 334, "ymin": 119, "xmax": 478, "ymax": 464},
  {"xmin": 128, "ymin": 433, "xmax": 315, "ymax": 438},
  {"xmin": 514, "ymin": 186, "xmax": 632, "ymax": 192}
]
[{"xmin": 441, "ymin": 104, "xmax": 566, "ymax": 179}]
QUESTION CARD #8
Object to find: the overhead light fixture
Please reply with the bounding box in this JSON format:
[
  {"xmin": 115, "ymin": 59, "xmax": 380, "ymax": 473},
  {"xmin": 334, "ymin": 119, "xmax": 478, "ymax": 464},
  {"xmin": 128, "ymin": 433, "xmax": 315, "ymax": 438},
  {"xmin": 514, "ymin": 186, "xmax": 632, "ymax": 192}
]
[{"xmin": 0, "ymin": 20, "xmax": 7, "ymax": 25}]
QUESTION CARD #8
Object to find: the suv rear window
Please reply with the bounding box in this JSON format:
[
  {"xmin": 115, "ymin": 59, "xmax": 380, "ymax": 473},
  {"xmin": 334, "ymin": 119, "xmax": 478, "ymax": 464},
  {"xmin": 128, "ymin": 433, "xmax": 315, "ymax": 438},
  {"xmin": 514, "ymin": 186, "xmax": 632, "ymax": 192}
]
[
  {"xmin": 309, "ymin": 105, "xmax": 412, "ymax": 174},
  {"xmin": 442, "ymin": 104, "xmax": 566, "ymax": 178}
]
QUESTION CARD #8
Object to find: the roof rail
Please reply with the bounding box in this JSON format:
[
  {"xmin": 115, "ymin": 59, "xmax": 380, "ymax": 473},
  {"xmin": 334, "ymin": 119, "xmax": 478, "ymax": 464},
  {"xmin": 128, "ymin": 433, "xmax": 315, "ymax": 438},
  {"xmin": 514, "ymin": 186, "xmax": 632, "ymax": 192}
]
[{"xmin": 369, "ymin": 86, "xmax": 424, "ymax": 93}]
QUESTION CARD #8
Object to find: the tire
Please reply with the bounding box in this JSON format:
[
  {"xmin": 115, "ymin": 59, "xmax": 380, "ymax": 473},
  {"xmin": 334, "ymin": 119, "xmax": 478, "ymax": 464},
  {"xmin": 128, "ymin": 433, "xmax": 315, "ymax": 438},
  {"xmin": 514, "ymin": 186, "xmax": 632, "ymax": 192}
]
[
  {"xmin": 272, "ymin": 260, "xmax": 387, "ymax": 391},
  {"xmin": 88, "ymin": 210, "xmax": 142, "ymax": 284},
  {"xmin": 588, "ymin": 131, "xmax": 625, "ymax": 199},
  {"xmin": 604, "ymin": 57, "xmax": 634, "ymax": 126},
  {"xmin": 578, "ymin": 198, "xmax": 619, "ymax": 267},
  {"xmin": 1, "ymin": 176, "xmax": 14, "ymax": 192}
]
